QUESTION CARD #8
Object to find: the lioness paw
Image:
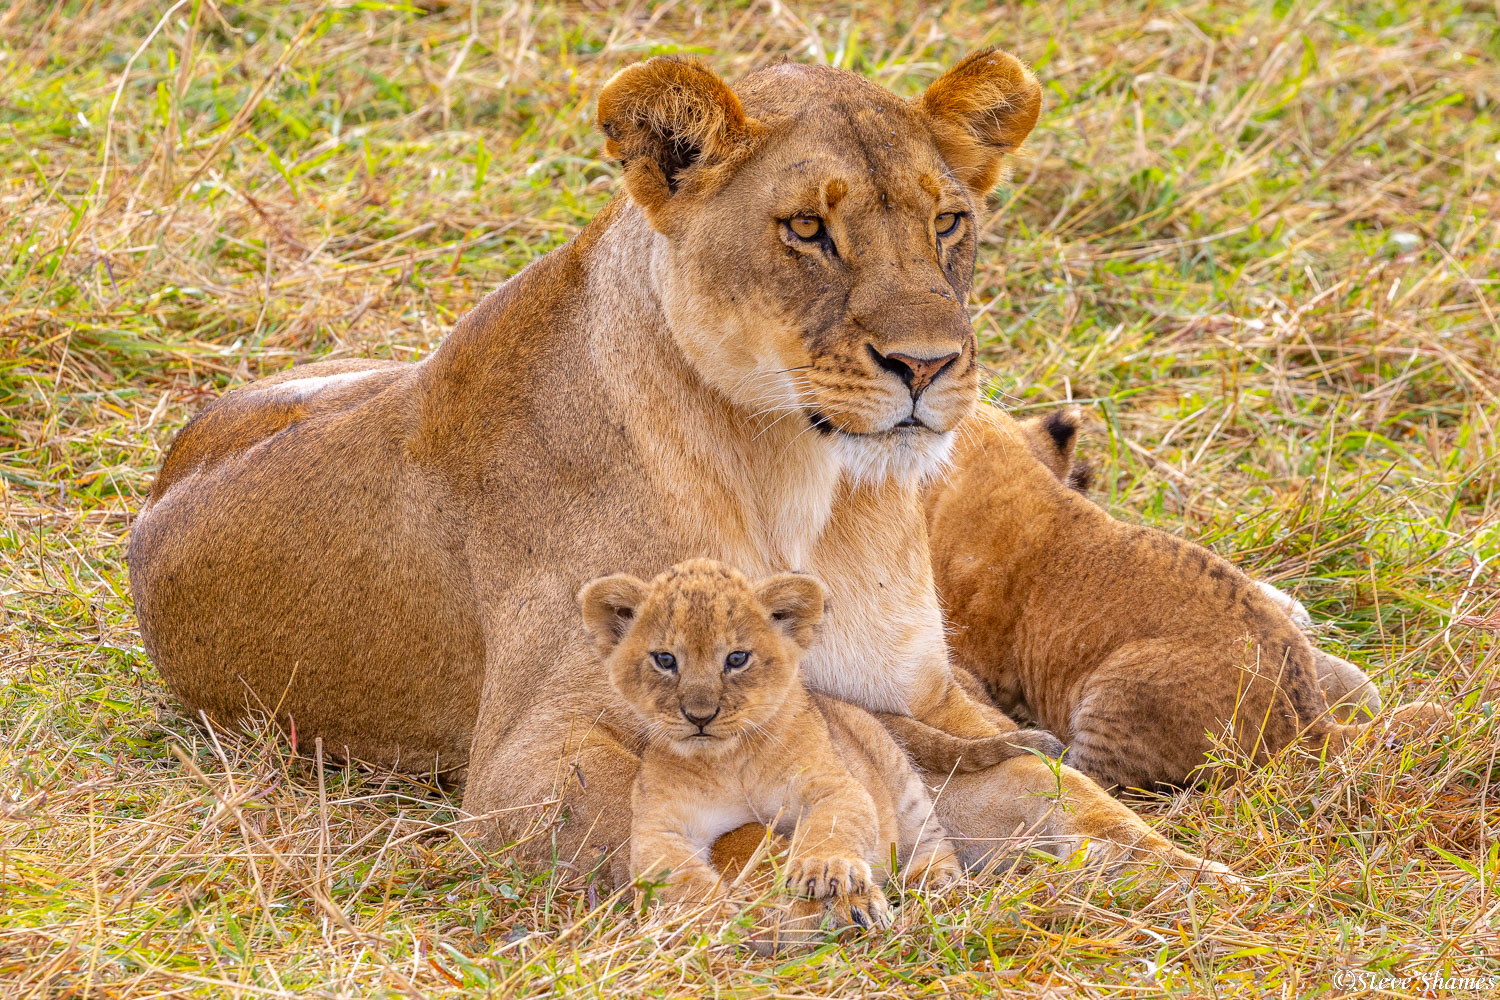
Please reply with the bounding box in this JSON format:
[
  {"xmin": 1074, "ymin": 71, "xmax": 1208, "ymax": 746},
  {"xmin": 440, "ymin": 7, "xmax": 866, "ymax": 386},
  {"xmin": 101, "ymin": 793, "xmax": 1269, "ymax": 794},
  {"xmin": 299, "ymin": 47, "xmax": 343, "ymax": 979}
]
[
  {"xmin": 1004, "ymin": 728, "xmax": 1066, "ymax": 759},
  {"xmin": 785, "ymin": 854, "xmax": 872, "ymax": 899},
  {"xmin": 903, "ymin": 847, "xmax": 963, "ymax": 891}
]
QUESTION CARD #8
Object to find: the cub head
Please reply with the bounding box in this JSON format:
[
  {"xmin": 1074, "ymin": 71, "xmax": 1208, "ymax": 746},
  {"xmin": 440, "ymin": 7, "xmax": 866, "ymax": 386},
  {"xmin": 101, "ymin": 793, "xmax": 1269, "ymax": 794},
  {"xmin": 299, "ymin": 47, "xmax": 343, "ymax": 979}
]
[
  {"xmin": 596, "ymin": 50, "xmax": 1042, "ymax": 484},
  {"xmin": 578, "ymin": 559, "xmax": 825, "ymax": 757}
]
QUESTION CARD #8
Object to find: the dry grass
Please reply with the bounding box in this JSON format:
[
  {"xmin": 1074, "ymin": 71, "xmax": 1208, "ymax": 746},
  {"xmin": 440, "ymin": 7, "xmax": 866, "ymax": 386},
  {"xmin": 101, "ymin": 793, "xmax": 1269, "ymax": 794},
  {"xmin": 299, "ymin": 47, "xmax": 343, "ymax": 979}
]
[{"xmin": 3, "ymin": 0, "xmax": 1500, "ymax": 996}]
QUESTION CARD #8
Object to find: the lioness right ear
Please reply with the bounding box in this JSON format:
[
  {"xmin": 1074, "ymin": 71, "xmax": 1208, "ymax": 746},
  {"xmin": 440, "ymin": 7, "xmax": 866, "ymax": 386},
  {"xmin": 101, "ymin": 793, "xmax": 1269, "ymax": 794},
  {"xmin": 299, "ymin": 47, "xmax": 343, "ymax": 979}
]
[
  {"xmin": 920, "ymin": 48, "xmax": 1042, "ymax": 199},
  {"xmin": 578, "ymin": 574, "xmax": 648, "ymax": 655},
  {"xmin": 596, "ymin": 56, "xmax": 754, "ymax": 220},
  {"xmin": 754, "ymin": 573, "xmax": 826, "ymax": 651}
]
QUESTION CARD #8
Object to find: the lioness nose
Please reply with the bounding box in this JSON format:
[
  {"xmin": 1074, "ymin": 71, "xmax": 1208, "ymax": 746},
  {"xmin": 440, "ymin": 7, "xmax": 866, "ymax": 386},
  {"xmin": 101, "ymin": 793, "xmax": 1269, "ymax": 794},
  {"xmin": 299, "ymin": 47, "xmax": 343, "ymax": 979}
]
[
  {"xmin": 869, "ymin": 346, "xmax": 961, "ymax": 398},
  {"xmin": 681, "ymin": 706, "xmax": 720, "ymax": 729}
]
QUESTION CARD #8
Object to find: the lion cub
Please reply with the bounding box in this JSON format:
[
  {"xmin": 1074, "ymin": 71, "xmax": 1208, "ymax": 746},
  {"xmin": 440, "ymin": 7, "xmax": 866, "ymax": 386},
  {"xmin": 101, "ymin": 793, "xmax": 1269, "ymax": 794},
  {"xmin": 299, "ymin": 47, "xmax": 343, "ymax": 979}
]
[
  {"xmin": 579, "ymin": 559, "xmax": 967, "ymax": 928},
  {"xmin": 927, "ymin": 407, "xmax": 1452, "ymax": 792}
]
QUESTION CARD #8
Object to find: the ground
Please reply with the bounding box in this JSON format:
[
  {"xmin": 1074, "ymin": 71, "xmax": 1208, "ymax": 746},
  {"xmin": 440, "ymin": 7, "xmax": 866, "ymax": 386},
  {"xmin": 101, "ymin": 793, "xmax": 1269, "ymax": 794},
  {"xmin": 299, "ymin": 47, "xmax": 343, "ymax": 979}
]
[{"xmin": 2, "ymin": 1, "xmax": 1498, "ymax": 997}]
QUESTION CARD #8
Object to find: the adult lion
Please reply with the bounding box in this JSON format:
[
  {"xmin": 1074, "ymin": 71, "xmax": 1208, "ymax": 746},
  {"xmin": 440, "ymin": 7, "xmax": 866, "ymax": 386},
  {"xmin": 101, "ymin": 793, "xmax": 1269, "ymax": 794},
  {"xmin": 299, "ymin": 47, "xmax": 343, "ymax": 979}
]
[{"xmin": 129, "ymin": 50, "xmax": 1220, "ymax": 886}]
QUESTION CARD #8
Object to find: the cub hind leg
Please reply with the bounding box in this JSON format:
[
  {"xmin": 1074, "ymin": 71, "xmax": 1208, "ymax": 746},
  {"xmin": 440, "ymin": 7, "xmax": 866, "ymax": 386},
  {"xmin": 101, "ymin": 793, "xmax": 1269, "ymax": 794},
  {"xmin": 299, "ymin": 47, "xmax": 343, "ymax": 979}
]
[
  {"xmin": 1062, "ymin": 666, "xmax": 1195, "ymax": 794},
  {"xmin": 922, "ymin": 651, "xmax": 1241, "ymax": 883},
  {"xmin": 889, "ymin": 761, "xmax": 963, "ymax": 889},
  {"xmin": 931, "ymin": 754, "xmax": 1237, "ymax": 884},
  {"xmin": 1063, "ymin": 640, "xmax": 1302, "ymax": 793}
]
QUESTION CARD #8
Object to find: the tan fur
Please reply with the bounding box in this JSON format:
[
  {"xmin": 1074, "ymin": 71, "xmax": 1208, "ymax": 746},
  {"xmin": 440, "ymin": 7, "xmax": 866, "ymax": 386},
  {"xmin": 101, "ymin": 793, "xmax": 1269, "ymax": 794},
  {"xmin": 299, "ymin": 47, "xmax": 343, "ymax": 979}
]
[
  {"xmin": 1015, "ymin": 411, "xmax": 1384, "ymax": 726},
  {"xmin": 128, "ymin": 50, "xmax": 1225, "ymax": 888},
  {"xmin": 920, "ymin": 49, "xmax": 1042, "ymax": 196},
  {"xmin": 1311, "ymin": 649, "xmax": 1384, "ymax": 721},
  {"xmin": 581, "ymin": 560, "xmax": 969, "ymax": 927},
  {"xmin": 1246, "ymin": 581, "xmax": 1384, "ymax": 721},
  {"xmin": 927, "ymin": 406, "xmax": 1454, "ymax": 791}
]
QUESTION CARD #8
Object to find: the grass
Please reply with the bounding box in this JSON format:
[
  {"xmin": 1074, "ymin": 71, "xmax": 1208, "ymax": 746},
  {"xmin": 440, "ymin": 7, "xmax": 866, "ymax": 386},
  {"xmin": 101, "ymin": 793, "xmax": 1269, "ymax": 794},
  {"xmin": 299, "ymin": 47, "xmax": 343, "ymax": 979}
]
[{"xmin": 2, "ymin": 0, "xmax": 1499, "ymax": 995}]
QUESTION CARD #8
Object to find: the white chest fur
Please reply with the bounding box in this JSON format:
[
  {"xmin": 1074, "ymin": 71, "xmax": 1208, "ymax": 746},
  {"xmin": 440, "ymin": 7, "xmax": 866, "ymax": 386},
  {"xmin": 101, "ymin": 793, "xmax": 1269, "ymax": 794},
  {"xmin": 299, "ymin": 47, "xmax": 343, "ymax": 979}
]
[{"xmin": 799, "ymin": 585, "xmax": 941, "ymax": 714}]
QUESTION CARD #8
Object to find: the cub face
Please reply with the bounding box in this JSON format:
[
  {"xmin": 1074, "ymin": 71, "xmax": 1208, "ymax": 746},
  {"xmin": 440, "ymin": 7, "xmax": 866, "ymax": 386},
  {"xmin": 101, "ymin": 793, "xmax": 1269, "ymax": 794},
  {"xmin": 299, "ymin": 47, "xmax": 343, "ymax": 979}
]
[{"xmin": 578, "ymin": 559, "xmax": 824, "ymax": 757}]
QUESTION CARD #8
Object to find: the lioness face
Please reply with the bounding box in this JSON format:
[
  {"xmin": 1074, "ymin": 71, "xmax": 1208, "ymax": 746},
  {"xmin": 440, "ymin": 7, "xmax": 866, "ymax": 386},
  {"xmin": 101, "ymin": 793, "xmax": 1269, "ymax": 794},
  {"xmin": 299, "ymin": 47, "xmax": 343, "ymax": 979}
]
[
  {"xmin": 598, "ymin": 51, "xmax": 1042, "ymax": 485},
  {"xmin": 578, "ymin": 560, "xmax": 824, "ymax": 757}
]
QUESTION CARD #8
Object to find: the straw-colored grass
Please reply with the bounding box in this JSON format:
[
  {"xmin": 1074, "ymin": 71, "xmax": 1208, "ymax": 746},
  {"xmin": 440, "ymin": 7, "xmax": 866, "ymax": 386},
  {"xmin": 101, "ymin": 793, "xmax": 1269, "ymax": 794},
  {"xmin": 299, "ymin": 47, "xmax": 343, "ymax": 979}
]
[{"xmin": 3, "ymin": 1, "xmax": 1498, "ymax": 996}]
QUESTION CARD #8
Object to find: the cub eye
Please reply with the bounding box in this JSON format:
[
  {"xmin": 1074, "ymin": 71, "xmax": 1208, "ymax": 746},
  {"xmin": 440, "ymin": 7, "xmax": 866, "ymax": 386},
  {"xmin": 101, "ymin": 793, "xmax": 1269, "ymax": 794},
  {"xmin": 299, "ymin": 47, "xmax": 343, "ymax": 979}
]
[
  {"xmin": 935, "ymin": 212, "xmax": 961, "ymax": 237},
  {"xmin": 724, "ymin": 650, "xmax": 750, "ymax": 671},
  {"xmin": 787, "ymin": 216, "xmax": 825, "ymax": 241},
  {"xmin": 651, "ymin": 651, "xmax": 677, "ymax": 674}
]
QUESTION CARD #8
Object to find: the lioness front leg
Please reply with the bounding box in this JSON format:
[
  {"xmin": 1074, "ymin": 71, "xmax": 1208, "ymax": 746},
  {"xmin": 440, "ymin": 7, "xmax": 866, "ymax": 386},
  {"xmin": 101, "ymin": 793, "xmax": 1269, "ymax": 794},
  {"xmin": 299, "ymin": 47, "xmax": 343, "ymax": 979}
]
[
  {"xmin": 464, "ymin": 707, "xmax": 640, "ymax": 891},
  {"xmin": 931, "ymin": 755, "xmax": 1238, "ymax": 885}
]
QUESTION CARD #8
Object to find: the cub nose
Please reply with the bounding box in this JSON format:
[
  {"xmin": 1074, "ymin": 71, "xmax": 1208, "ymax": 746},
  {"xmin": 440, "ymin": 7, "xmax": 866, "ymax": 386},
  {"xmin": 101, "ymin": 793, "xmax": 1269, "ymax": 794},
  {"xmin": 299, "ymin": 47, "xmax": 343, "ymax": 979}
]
[
  {"xmin": 681, "ymin": 706, "xmax": 720, "ymax": 729},
  {"xmin": 868, "ymin": 345, "xmax": 961, "ymax": 398}
]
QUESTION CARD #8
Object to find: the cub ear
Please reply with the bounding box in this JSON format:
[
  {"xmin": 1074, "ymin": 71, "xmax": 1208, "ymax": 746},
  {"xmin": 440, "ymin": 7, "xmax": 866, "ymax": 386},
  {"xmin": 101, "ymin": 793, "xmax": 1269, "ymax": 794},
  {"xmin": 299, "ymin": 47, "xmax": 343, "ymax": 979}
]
[
  {"xmin": 578, "ymin": 574, "xmax": 649, "ymax": 656},
  {"xmin": 1019, "ymin": 406, "xmax": 1093, "ymax": 493},
  {"xmin": 920, "ymin": 48, "xmax": 1042, "ymax": 198},
  {"xmin": 596, "ymin": 56, "xmax": 754, "ymax": 219},
  {"xmin": 754, "ymin": 573, "xmax": 826, "ymax": 650}
]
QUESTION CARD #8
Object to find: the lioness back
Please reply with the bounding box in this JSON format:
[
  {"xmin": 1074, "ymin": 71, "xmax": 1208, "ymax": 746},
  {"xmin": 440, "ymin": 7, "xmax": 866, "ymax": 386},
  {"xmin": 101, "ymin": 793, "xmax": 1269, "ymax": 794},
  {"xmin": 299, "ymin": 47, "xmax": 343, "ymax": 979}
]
[{"xmin": 147, "ymin": 359, "xmax": 408, "ymax": 504}]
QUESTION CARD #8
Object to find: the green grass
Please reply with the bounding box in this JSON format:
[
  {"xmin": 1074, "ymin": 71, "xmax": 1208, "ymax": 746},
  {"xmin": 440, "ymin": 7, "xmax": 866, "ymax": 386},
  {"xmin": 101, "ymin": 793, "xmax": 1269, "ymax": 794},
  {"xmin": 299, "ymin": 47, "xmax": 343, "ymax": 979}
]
[{"xmin": 3, "ymin": 1, "xmax": 1499, "ymax": 996}]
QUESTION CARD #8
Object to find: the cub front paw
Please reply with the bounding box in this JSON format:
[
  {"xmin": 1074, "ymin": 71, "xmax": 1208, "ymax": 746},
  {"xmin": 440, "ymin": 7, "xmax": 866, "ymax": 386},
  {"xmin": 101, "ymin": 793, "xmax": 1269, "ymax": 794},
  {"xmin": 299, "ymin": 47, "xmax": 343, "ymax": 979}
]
[{"xmin": 785, "ymin": 854, "xmax": 873, "ymax": 900}]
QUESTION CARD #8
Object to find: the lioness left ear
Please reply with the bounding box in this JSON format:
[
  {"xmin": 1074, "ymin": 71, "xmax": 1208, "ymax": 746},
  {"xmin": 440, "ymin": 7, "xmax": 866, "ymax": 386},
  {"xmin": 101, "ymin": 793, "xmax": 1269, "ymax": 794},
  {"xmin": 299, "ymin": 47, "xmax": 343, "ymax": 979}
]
[
  {"xmin": 754, "ymin": 573, "xmax": 826, "ymax": 650},
  {"xmin": 920, "ymin": 48, "xmax": 1042, "ymax": 198},
  {"xmin": 596, "ymin": 56, "xmax": 755, "ymax": 220},
  {"xmin": 578, "ymin": 574, "xmax": 649, "ymax": 656}
]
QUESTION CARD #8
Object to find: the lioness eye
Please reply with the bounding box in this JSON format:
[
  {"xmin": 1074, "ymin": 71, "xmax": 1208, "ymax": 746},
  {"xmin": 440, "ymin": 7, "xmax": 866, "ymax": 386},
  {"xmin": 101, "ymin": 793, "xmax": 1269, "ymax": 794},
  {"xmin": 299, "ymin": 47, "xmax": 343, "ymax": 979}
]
[
  {"xmin": 787, "ymin": 216, "xmax": 825, "ymax": 240},
  {"xmin": 724, "ymin": 650, "xmax": 750, "ymax": 671},
  {"xmin": 651, "ymin": 651, "xmax": 677, "ymax": 673},
  {"xmin": 935, "ymin": 212, "xmax": 961, "ymax": 237}
]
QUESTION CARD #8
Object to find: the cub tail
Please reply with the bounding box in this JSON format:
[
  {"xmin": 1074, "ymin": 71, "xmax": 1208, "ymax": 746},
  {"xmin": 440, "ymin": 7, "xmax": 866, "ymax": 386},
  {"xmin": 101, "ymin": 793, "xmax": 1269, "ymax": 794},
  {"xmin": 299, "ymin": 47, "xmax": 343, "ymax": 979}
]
[
  {"xmin": 877, "ymin": 713, "xmax": 1065, "ymax": 774},
  {"xmin": 1303, "ymin": 701, "xmax": 1453, "ymax": 755}
]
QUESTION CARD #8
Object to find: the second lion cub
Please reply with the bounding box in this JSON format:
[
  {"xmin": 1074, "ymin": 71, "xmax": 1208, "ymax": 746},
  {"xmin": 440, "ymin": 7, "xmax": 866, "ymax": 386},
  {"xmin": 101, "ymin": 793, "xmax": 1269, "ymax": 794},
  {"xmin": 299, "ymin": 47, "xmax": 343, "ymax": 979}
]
[
  {"xmin": 579, "ymin": 559, "xmax": 977, "ymax": 929},
  {"xmin": 927, "ymin": 406, "xmax": 1452, "ymax": 792}
]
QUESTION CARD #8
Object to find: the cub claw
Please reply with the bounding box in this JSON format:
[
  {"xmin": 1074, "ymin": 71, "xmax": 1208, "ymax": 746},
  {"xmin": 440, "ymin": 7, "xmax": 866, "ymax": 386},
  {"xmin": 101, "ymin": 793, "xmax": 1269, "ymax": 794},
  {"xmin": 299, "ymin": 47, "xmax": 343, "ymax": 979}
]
[
  {"xmin": 785, "ymin": 855, "xmax": 872, "ymax": 900},
  {"xmin": 831, "ymin": 891, "xmax": 892, "ymax": 931}
]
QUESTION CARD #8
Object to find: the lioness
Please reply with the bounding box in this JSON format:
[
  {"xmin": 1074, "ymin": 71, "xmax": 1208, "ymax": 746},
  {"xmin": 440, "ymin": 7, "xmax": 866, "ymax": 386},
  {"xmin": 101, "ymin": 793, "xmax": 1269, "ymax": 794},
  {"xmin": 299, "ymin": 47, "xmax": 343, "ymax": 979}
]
[
  {"xmin": 927, "ymin": 406, "xmax": 1453, "ymax": 791},
  {"xmin": 129, "ymin": 49, "xmax": 1222, "ymax": 886},
  {"xmin": 582, "ymin": 559, "xmax": 971, "ymax": 929}
]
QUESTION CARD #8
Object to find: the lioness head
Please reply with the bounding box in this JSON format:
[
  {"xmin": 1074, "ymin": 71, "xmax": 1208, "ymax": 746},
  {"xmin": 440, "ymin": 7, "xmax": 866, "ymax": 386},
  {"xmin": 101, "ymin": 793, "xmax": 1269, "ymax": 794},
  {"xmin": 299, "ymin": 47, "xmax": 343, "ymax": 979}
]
[
  {"xmin": 578, "ymin": 559, "xmax": 824, "ymax": 757},
  {"xmin": 596, "ymin": 50, "xmax": 1042, "ymax": 484}
]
